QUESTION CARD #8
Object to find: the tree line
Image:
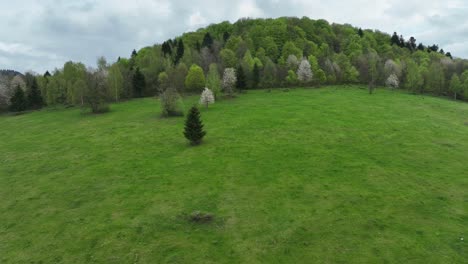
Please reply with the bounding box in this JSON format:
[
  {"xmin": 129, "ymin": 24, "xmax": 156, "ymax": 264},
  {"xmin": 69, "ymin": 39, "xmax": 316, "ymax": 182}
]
[{"xmin": 2, "ymin": 16, "xmax": 468, "ymax": 113}]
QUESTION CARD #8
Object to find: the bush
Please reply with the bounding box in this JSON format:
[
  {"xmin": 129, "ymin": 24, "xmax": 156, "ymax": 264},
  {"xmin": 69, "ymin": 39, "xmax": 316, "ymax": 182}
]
[{"xmin": 161, "ymin": 87, "xmax": 184, "ymax": 117}]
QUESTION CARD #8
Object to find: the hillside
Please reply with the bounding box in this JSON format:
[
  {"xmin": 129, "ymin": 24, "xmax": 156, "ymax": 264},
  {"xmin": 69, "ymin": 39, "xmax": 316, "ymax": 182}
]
[
  {"xmin": 2, "ymin": 17, "xmax": 468, "ymax": 113},
  {"xmin": 1, "ymin": 87, "xmax": 467, "ymax": 262}
]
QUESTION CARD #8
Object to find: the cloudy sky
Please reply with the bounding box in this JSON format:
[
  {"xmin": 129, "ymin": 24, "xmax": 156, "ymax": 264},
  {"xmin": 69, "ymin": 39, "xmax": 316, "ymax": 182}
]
[{"xmin": 1, "ymin": 0, "xmax": 467, "ymax": 73}]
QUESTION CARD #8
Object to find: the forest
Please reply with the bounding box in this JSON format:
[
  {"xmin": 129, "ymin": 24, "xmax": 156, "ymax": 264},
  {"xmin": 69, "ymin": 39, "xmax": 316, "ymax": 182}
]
[{"xmin": 1, "ymin": 16, "xmax": 468, "ymax": 113}]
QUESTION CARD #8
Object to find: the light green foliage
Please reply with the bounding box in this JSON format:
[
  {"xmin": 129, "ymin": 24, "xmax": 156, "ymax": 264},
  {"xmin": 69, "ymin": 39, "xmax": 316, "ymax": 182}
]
[
  {"xmin": 206, "ymin": 64, "xmax": 221, "ymax": 98},
  {"xmin": 242, "ymin": 50, "xmax": 255, "ymax": 72},
  {"xmin": 158, "ymin": 71, "xmax": 169, "ymax": 92},
  {"xmin": 261, "ymin": 58, "xmax": 277, "ymax": 88},
  {"xmin": 426, "ymin": 62, "xmax": 445, "ymax": 95},
  {"xmin": 185, "ymin": 64, "xmax": 206, "ymax": 92},
  {"xmin": 286, "ymin": 70, "xmax": 298, "ymax": 85},
  {"xmin": 225, "ymin": 36, "xmax": 242, "ymax": 53},
  {"xmin": 461, "ymin": 70, "xmax": 468, "ymax": 97},
  {"xmin": 405, "ymin": 60, "xmax": 424, "ymax": 93},
  {"xmin": 63, "ymin": 62, "xmax": 87, "ymax": 105},
  {"xmin": 281, "ymin": 41, "xmax": 302, "ymax": 61},
  {"xmin": 108, "ymin": 63, "xmax": 124, "ymax": 102},
  {"xmin": 449, "ymin": 74, "xmax": 462, "ymax": 99},
  {"xmin": 220, "ymin": 49, "xmax": 237, "ymax": 68},
  {"xmin": 336, "ymin": 53, "xmax": 359, "ymax": 83}
]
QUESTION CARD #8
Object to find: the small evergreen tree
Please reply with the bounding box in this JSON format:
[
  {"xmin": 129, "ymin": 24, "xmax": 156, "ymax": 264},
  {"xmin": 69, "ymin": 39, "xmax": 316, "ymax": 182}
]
[
  {"xmin": 27, "ymin": 78, "xmax": 43, "ymax": 109},
  {"xmin": 9, "ymin": 85, "xmax": 27, "ymax": 112},
  {"xmin": 184, "ymin": 106, "xmax": 206, "ymax": 145},
  {"xmin": 132, "ymin": 67, "xmax": 146, "ymax": 97}
]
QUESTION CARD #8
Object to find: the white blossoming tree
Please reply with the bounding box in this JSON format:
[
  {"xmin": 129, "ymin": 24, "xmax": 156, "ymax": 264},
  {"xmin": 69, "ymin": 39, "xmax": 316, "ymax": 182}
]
[
  {"xmin": 222, "ymin": 68, "xmax": 237, "ymax": 97},
  {"xmin": 386, "ymin": 74, "xmax": 399, "ymax": 89},
  {"xmin": 286, "ymin": 54, "xmax": 299, "ymax": 70},
  {"xmin": 200, "ymin": 87, "xmax": 215, "ymax": 108},
  {"xmin": 297, "ymin": 59, "xmax": 313, "ymax": 84}
]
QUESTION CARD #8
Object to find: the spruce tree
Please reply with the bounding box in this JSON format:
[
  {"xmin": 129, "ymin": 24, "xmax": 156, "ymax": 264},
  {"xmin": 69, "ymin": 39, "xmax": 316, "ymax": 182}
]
[
  {"xmin": 183, "ymin": 106, "xmax": 206, "ymax": 145},
  {"xmin": 202, "ymin": 33, "xmax": 213, "ymax": 49},
  {"xmin": 10, "ymin": 85, "xmax": 27, "ymax": 112},
  {"xmin": 132, "ymin": 67, "xmax": 146, "ymax": 97},
  {"xmin": 27, "ymin": 78, "xmax": 43, "ymax": 109},
  {"xmin": 174, "ymin": 39, "xmax": 185, "ymax": 65},
  {"xmin": 358, "ymin": 28, "xmax": 364, "ymax": 38},
  {"xmin": 236, "ymin": 65, "xmax": 247, "ymax": 91}
]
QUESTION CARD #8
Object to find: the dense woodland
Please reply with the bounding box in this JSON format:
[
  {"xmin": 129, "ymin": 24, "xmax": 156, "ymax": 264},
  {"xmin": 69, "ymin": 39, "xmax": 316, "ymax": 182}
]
[{"xmin": 2, "ymin": 16, "xmax": 468, "ymax": 113}]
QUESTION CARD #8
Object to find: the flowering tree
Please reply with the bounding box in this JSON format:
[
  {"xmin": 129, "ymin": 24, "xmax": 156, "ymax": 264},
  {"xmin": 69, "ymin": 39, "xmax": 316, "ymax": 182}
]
[
  {"xmin": 297, "ymin": 59, "xmax": 313, "ymax": 83},
  {"xmin": 384, "ymin": 59, "xmax": 402, "ymax": 78},
  {"xmin": 222, "ymin": 68, "xmax": 236, "ymax": 97},
  {"xmin": 386, "ymin": 74, "xmax": 399, "ymax": 89},
  {"xmin": 286, "ymin": 55, "xmax": 299, "ymax": 70},
  {"xmin": 199, "ymin": 87, "xmax": 215, "ymax": 108}
]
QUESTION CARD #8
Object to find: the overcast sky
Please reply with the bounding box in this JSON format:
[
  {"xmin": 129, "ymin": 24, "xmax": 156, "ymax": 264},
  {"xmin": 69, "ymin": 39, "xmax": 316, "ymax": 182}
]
[{"xmin": 1, "ymin": 0, "xmax": 467, "ymax": 73}]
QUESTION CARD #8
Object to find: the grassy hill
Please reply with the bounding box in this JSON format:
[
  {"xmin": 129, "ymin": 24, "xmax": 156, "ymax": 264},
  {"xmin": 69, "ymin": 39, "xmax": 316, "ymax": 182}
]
[{"xmin": 1, "ymin": 86, "xmax": 467, "ymax": 263}]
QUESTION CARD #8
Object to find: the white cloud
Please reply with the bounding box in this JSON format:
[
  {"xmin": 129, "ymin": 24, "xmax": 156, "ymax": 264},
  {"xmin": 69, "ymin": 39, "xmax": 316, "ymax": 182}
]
[{"xmin": 188, "ymin": 11, "xmax": 208, "ymax": 30}]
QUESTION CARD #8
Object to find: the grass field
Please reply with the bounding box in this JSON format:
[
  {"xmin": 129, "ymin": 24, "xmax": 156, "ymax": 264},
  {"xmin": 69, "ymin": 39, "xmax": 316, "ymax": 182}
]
[{"xmin": 1, "ymin": 86, "xmax": 467, "ymax": 263}]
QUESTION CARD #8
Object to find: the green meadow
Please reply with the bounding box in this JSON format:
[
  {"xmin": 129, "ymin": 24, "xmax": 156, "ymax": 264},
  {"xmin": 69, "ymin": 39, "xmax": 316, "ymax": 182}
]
[{"xmin": 1, "ymin": 87, "xmax": 467, "ymax": 263}]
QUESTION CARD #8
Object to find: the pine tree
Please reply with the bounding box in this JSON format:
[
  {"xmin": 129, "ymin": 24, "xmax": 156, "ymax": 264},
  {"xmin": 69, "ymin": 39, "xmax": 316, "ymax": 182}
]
[
  {"xmin": 10, "ymin": 85, "xmax": 27, "ymax": 112},
  {"xmin": 252, "ymin": 63, "xmax": 260, "ymax": 89},
  {"xmin": 391, "ymin": 32, "xmax": 400, "ymax": 46},
  {"xmin": 132, "ymin": 67, "xmax": 146, "ymax": 97},
  {"xmin": 131, "ymin": 49, "xmax": 138, "ymax": 58},
  {"xmin": 27, "ymin": 78, "xmax": 43, "ymax": 109},
  {"xmin": 236, "ymin": 66, "xmax": 247, "ymax": 90},
  {"xmin": 358, "ymin": 28, "xmax": 364, "ymax": 38},
  {"xmin": 183, "ymin": 106, "xmax": 206, "ymax": 145},
  {"xmin": 175, "ymin": 39, "xmax": 185, "ymax": 65},
  {"xmin": 202, "ymin": 32, "xmax": 213, "ymax": 49}
]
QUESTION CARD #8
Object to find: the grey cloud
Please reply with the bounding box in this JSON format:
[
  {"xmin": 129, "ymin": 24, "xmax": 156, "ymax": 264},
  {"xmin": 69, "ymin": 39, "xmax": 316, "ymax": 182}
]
[{"xmin": 1, "ymin": 0, "xmax": 467, "ymax": 73}]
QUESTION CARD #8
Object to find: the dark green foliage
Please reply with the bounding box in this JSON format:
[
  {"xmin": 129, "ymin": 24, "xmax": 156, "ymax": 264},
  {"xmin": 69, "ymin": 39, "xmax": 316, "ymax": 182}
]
[
  {"xmin": 44, "ymin": 71, "xmax": 51, "ymax": 78},
  {"xmin": 417, "ymin": 43, "xmax": 425, "ymax": 51},
  {"xmin": 183, "ymin": 106, "xmax": 206, "ymax": 145},
  {"xmin": 391, "ymin": 32, "xmax": 400, "ymax": 46},
  {"xmin": 223, "ymin": 31, "xmax": 230, "ymax": 42},
  {"xmin": 9, "ymin": 85, "xmax": 27, "ymax": 112},
  {"xmin": 201, "ymin": 32, "xmax": 213, "ymax": 49},
  {"xmin": 236, "ymin": 66, "xmax": 247, "ymax": 90},
  {"xmin": 132, "ymin": 67, "xmax": 146, "ymax": 97},
  {"xmin": 358, "ymin": 28, "xmax": 363, "ymax": 38},
  {"xmin": 252, "ymin": 63, "xmax": 260, "ymax": 89},
  {"xmin": 131, "ymin": 49, "xmax": 138, "ymax": 58},
  {"xmin": 27, "ymin": 78, "xmax": 43, "ymax": 109},
  {"xmin": 162, "ymin": 41, "xmax": 172, "ymax": 56},
  {"xmin": 84, "ymin": 71, "xmax": 109, "ymax": 114},
  {"xmin": 174, "ymin": 39, "xmax": 185, "ymax": 65}
]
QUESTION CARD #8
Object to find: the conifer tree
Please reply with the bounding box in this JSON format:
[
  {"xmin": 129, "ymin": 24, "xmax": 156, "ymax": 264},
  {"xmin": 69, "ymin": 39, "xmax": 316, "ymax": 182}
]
[
  {"xmin": 27, "ymin": 78, "xmax": 43, "ymax": 109},
  {"xmin": 10, "ymin": 85, "xmax": 27, "ymax": 112},
  {"xmin": 175, "ymin": 39, "xmax": 185, "ymax": 65},
  {"xmin": 132, "ymin": 67, "xmax": 146, "ymax": 97},
  {"xmin": 202, "ymin": 33, "xmax": 214, "ymax": 49},
  {"xmin": 183, "ymin": 106, "xmax": 206, "ymax": 145}
]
